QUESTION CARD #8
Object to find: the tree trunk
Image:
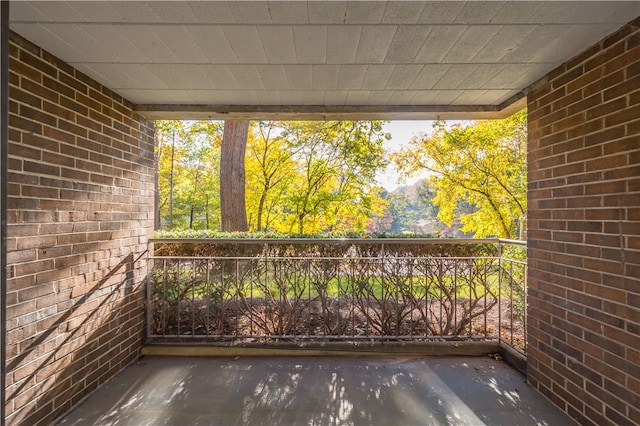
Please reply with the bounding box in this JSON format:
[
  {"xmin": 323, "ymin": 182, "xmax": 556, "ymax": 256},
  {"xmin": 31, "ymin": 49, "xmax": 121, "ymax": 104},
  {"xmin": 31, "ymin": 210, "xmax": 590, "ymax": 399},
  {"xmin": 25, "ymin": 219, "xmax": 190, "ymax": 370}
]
[
  {"xmin": 220, "ymin": 120, "xmax": 249, "ymax": 232},
  {"xmin": 169, "ymin": 129, "xmax": 175, "ymax": 229},
  {"xmin": 154, "ymin": 134, "xmax": 161, "ymax": 230},
  {"xmin": 256, "ymin": 192, "xmax": 266, "ymax": 231},
  {"xmin": 205, "ymin": 196, "xmax": 209, "ymax": 230}
]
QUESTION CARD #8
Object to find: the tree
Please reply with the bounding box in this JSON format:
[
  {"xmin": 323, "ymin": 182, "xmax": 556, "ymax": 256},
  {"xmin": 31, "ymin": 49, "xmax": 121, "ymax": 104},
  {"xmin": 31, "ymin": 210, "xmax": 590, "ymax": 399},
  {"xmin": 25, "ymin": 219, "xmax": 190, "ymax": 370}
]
[
  {"xmin": 156, "ymin": 120, "xmax": 222, "ymax": 230},
  {"xmin": 392, "ymin": 110, "xmax": 527, "ymax": 239},
  {"xmin": 245, "ymin": 122, "xmax": 295, "ymax": 232},
  {"xmin": 384, "ymin": 192, "xmax": 418, "ymax": 233},
  {"xmin": 155, "ymin": 120, "xmax": 179, "ymax": 229},
  {"xmin": 157, "ymin": 119, "xmax": 390, "ymax": 234},
  {"xmin": 181, "ymin": 120, "xmax": 222, "ymax": 229},
  {"xmin": 281, "ymin": 121, "xmax": 389, "ymax": 234},
  {"xmin": 414, "ymin": 179, "xmax": 439, "ymax": 219},
  {"xmin": 220, "ymin": 120, "xmax": 249, "ymax": 232},
  {"xmin": 366, "ymin": 188, "xmax": 394, "ymax": 233}
]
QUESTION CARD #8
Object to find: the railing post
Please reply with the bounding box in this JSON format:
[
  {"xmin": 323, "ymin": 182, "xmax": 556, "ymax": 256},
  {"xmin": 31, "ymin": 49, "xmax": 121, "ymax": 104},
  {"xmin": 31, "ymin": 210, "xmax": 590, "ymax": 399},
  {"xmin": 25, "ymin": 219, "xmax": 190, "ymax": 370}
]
[
  {"xmin": 523, "ymin": 243, "xmax": 528, "ymax": 353},
  {"xmin": 145, "ymin": 240, "xmax": 153, "ymax": 340},
  {"xmin": 497, "ymin": 240, "xmax": 502, "ymax": 344}
]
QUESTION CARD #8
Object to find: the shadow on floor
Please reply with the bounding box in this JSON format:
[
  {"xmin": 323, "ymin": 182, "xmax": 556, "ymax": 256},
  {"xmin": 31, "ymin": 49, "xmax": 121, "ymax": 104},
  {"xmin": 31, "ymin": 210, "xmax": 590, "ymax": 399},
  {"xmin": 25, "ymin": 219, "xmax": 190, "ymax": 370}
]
[{"xmin": 56, "ymin": 355, "xmax": 576, "ymax": 426}]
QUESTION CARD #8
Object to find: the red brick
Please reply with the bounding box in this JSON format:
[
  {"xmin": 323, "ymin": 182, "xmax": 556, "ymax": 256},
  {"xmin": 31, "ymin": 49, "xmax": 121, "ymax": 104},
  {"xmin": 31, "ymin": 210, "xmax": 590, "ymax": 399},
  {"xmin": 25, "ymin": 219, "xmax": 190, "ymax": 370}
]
[
  {"xmin": 603, "ymin": 43, "xmax": 640, "ymax": 76},
  {"xmin": 567, "ymin": 67, "xmax": 603, "ymax": 95},
  {"xmin": 9, "ymin": 142, "xmax": 41, "ymax": 161},
  {"xmin": 8, "ymin": 29, "xmax": 153, "ymax": 426},
  {"xmin": 584, "ymin": 180, "xmax": 626, "ymax": 196},
  {"xmin": 75, "ymin": 69, "xmax": 102, "ymax": 91},
  {"xmin": 42, "ymin": 100, "xmax": 75, "ymax": 122},
  {"xmin": 20, "ymin": 105, "xmax": 58, "ymax": 126},
  {"xmin": 102, "ymin": 104, "xmax": 124, "ymax": 122},
  {"xmin": 551, "ymin": 66, "xmax": 584, "ymax": 89},
  {"xmin": 537, "ymin": 86, "xmax": 567, "ymax": 109},
  {"xmin": 604, "ymin": 73, "xmax": 640, "ymax": 102},
  {"xmin": 9, "ymin": 115, "xmax": 43, "ymax": 135},
  {"xmin": 586, "ymin": 153, "xmax": 628, "ymax": 172},
  {"xmin": 584, "ymin": 41, "xmax": 625, "ymax": 72},
  {"xmin": 21, "ymin": 79, "xmax": 58, "ymax": 103},
  {"xmin": 75, "ymin": 92, "xmax": 101, "ymax": 112},
  {"xmin": 10, "ymin": 87, "xmax": 42, "ymax": 109},
  {"xmin": 19, "ymin": 49, "xmax": 57, "ymax": 78},
  {"xmin": 604, "ymin": 193, "xmax": 639, "ymax": 208},
  {"xmin": 567, "ymin": 119, "xmax": 603, "ymax": 139},
  {"xmin": 59, "ymin": 97, "xmax": 88, "ymax": 116},
  {"xmin": 42, "ymin": 125, "xmax": 75, "ymax": 146},
  {"xmin": 603, "ymin": 137, "xmax": 639, "ymax": 156},
  {"xmin": 89, "ymin": 109, "xmax": 113, "ymax": 127},
  {"xmin": 552, "ymin": 380, "xmax": 584, "ymax": 412},
  {"xmin": 76, "ymin": 115, "xmax": 103, "ymax": 133},
  {"xmin": 88, "ymin": 130, "xmax": 112, "ymax": 147},
  {"xmin": 88, "ymin": 87, "xmax": 112, "ymax": 108},
  {"xmin": 586, "ymin": 97, "xmax": 627, "ymax": 121},
  {"xmin": 528, "ymin": 20, "xmax": 640, "ymax": 426},
  {"xmin": 43, "ymin": 74, "xmax": 75, "ymax": 99},
  {"xmin": 58, "ymin": 119, "xmax": 88, "ymax": 138},
  {"xmin": 566, "ymin": 145, "xmax": 601, "ymax": 163},
  {"xmin": 58, "ymin": 71, "xmax": 87, "ymax": 94},
  {"xmin": 583, "ymin": 69, "xmax": 625, "ymax": 98},
  {"xmin": 23, "ymin": 161, "xmax": 60, "ymax": 177},
  {"xmin": 9, "ymin": 56, "xmax": 42, "ymax": 83}
]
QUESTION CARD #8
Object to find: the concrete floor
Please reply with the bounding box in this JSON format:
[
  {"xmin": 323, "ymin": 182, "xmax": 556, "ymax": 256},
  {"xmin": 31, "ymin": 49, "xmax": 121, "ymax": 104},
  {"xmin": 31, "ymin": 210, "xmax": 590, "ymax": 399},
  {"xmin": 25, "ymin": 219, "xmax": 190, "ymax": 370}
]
[{"xmin": 56, "ymin": 355, "xmax": 576, "ymax": 426}]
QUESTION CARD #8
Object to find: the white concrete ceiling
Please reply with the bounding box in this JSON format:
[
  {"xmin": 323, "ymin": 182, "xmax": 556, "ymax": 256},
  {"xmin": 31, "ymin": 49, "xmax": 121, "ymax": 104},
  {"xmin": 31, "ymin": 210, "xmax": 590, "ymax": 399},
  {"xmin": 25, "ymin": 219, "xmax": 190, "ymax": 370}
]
[{"xmin": 9, "ymin": 1, "xmax": 640, "ymax": 120}]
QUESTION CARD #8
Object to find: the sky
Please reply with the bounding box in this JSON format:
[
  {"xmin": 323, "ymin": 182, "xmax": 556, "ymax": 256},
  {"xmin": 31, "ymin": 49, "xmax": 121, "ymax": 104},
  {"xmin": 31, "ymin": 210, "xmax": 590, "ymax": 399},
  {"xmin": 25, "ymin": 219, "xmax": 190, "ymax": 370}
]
[{"xmin": 378, "ymin": 120, "xmax": 434, "ymax": 191}]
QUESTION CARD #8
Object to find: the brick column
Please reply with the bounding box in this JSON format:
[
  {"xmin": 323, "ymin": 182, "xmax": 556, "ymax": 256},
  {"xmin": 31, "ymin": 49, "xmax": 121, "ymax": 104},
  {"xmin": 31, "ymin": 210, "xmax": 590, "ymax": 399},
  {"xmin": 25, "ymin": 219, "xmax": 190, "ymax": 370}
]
[
  {"xmin": 6, "ymin": 32, "xmax": 155, "ymax": 426},
  {"xmin": 527, "ymin": 17, "xmax": 640, "ymax": 426}
]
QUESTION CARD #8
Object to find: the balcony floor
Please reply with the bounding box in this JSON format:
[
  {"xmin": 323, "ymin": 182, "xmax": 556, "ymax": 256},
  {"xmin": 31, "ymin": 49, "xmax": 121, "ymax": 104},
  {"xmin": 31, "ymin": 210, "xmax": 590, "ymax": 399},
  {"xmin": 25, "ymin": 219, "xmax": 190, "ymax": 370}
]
[{"xmin": 56, "ymin": 355, "xmax": 575, "ymax": 425}]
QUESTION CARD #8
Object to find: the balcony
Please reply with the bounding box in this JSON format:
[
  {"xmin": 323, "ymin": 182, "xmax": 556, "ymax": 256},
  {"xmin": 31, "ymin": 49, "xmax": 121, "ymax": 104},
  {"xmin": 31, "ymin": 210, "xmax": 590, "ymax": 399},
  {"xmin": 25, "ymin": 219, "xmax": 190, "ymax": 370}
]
[
  {"xmin": 57, "ymin": 241, "xmax": 583, "ymax": 425},
  {"xmin": 54, "ymin": 238, "xmax": 570, "ymax": 425},
  {"xmin": 145, "ymin": 238, "xmax": 527, "ymax": 360}
]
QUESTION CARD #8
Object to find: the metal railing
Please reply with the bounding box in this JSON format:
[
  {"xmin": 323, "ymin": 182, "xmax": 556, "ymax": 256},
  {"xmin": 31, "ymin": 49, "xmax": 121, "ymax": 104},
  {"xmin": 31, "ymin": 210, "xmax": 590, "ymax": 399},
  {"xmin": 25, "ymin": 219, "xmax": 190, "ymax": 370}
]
[{"xmin": 146, "ymin": 238, "xmax": 526, "ymax": 355}]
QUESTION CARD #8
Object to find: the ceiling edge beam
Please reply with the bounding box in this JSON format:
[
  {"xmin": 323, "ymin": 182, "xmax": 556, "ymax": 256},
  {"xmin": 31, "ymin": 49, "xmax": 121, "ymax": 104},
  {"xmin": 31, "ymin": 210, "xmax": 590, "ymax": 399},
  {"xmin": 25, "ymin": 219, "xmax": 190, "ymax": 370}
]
[{"xmin": 135, "ymin": 96, "xmax": 527, "ymax": 121}]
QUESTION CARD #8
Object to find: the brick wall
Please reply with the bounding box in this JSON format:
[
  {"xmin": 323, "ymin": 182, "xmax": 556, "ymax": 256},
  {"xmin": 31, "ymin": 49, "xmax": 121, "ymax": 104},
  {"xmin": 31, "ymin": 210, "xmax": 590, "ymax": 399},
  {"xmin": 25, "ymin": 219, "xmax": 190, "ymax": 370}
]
[
  {"xmin": 6, "ymin": 32, "xmax": 155, "ymax": 425},
  {"xmin": 527, "ymin": 18, "xmax": 640, "ymax": 426}
]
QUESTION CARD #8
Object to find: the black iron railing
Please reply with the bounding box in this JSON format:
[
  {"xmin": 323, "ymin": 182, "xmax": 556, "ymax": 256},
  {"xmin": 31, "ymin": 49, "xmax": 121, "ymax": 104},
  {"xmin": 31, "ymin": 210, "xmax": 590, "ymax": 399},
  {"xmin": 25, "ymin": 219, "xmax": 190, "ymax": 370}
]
[{"xmin": 146, "ymin": 238, "xmax": 526, "ymax": 354}]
